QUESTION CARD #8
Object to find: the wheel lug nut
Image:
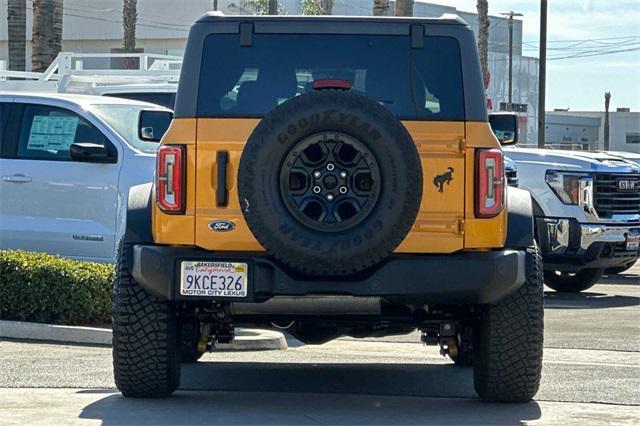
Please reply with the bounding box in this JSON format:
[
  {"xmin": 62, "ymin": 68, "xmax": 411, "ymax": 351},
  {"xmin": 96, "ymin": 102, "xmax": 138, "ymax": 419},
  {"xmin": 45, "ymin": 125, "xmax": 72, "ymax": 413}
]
[
  {"xmin": 313, "ymin": 186, "xmax": 321, "ymax": 194},
  {"xmin": 339, "ymin": 186, "xmax": 348, "ymax": 194},
  {"xmin": 313, "ymin": 171, "xmax": 321, "ymax": 178},
  {"xmin": 326, "ymin": 163, "xmax": 335, "ymax": 171},
  {"xmin": 340, "ymin": 171, "xmax": 347, "ymax": 178},
  {"xmin": 326, "ymin": 194, "xmax": 334, "ymax": 201}
]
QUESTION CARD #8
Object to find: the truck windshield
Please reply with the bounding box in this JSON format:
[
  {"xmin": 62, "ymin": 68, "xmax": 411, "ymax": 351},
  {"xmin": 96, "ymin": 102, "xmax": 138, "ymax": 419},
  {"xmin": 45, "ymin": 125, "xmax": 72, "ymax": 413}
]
[
  {"xmin": 196, "ymin": 34, "xmax": 465, "ymax": 120},
  {"xmin": 89, "ymin": 104, "xmax": 162, "ymax": 154}
]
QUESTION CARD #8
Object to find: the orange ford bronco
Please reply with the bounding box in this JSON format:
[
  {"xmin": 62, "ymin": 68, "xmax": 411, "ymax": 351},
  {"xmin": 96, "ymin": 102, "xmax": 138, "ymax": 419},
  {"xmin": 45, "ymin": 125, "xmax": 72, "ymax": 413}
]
[{"xmin": 114, "ymin": 14, "xmax": 543, "ymax": 402}]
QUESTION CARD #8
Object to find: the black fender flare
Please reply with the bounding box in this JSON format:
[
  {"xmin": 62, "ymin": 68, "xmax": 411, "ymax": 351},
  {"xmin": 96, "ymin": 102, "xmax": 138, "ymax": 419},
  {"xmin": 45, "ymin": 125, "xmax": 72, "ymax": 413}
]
[
  {"xmin": 505, "ymin": 186, "xmax": 535, "ymax": 249},
  {"xmin": 121, "ymin": 183, "xmax": 153, "ymax": 268},
  {"xmin": 123, "ymin": 183, "xmax": 153, "ymax": 245}
]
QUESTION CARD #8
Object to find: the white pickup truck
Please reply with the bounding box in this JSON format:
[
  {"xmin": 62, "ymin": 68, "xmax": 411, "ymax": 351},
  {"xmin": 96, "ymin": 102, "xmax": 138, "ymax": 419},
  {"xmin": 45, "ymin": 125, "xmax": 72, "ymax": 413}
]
[
  {"xmin": 0, "ymin": 92, "xmax": 172, "ymax": 262},
  {"xmin": 490, "ymin": 113, "xmax": 640, "ymax": 292}
]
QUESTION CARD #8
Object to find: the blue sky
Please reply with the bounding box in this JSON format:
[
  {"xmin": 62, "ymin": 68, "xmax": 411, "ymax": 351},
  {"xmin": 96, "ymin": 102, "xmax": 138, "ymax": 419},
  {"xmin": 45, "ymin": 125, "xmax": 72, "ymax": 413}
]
[{"xmin": 428, "ymin": 0, "xmax": 640, "ymax": 112}]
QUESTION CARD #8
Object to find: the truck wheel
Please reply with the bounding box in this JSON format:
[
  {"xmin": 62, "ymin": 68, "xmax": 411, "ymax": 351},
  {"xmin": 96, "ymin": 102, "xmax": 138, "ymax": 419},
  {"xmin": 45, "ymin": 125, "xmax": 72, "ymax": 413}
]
[
  {"xmin": 179, "ymin": 320, "xmax": 204, "ymax": 363},
  {"xmin": 605, "ymin": 261, "xmax": 636, "ymax": 275},
  {"xmin": 544, "ymin": 268, "xmax": 604, "ymax": 293},
  {"xmin": 112, "ymin": 243, "xmax": 180, "ymax": 397},
  {"xmin": 473, "ymin": 244, "xmax": 544, "ymax": 402}
]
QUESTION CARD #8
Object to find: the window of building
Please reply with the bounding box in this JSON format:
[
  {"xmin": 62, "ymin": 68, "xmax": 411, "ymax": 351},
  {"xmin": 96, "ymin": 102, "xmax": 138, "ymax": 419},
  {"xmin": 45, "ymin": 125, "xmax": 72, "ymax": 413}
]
[{"xmin": 626, "ymin": 133, "xmax": 640, "ymax": 144}]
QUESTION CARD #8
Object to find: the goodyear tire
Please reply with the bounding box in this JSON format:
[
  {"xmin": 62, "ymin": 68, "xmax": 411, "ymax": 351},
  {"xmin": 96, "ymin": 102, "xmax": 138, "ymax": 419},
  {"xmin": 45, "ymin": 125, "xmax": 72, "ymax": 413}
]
[
  {"xmin": 544, "ymin": 268, "xmax": 604, "ymax": 293},
  {"xmin": 238, "ymin": 91, "xmax": 423, "ymax": 276},
  {"xmin": 473, "ymin": 243, "xmax": 544, "ymax": 402},
  {"xmin": 112, "ymin": 243, "xmax": 180, "ymax": 397}
]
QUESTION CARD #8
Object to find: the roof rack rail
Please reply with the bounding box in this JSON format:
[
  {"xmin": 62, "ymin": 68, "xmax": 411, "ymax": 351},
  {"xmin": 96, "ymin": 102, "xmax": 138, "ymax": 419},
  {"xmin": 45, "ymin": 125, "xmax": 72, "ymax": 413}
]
[{"xmin": 0, "ymin": 52, "xmax": 182, "ymax": 94}]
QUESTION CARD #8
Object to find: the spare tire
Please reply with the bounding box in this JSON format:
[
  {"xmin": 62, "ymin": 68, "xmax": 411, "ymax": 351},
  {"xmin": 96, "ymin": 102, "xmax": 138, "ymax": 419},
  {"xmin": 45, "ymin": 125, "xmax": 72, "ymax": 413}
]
[{"xmin": 238, "ymin": 91, "xmax": 422, "ymax": 276}]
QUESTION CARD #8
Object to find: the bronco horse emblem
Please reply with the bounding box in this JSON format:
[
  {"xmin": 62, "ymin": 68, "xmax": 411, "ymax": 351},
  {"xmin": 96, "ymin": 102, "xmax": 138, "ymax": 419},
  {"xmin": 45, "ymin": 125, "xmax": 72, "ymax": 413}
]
[{"xmin": 433, "ymin": 167, "xmax": 454, "ymax": 193}]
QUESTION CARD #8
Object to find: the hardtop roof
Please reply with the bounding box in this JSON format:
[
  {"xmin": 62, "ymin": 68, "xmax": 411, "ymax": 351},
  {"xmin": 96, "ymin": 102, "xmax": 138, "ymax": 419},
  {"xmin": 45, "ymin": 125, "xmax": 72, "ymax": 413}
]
[{"xmin": 195, "ymin": 13, "xmax": 468, "ymax": 26}]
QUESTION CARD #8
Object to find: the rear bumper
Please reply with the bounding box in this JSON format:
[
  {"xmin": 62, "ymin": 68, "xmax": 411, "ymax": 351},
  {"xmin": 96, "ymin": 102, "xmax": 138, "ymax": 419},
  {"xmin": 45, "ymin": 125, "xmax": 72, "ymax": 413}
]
[
  {"xmin": 536, "ymin": 217, "xmax": 640, "ymax": 271},
  {"xmin": 130, "ymin": 245, "xmax": 527, "ymax": 305}
]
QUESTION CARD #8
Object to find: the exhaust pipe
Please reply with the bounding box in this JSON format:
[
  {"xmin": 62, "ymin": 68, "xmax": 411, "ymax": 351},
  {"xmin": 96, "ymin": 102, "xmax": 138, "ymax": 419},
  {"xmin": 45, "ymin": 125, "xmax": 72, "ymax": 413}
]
[{"xmin": 232, "ymin": 296, "xmax": 381, "ymax": 316}]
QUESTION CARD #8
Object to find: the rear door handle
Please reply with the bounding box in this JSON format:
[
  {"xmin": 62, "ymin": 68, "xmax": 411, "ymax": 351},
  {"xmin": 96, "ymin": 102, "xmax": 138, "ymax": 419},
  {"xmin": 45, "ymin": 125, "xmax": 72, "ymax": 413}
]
[{"xmin": 2, "ymin": 174, "xmax": 32, "ymax": 183}]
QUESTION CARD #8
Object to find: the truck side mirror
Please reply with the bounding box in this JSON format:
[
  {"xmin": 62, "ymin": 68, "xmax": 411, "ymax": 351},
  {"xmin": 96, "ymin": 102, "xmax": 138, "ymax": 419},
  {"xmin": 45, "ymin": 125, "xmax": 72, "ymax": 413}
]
[
  {"xmin": 489, "ymin": 113, "xmax": 519, "ymax": 145},
  {"xmin": 138, "ymin": 110, "xmax": 173, "ymax": 142},
  {"xmin": 70, "ymin": 142, "xmax": 116, "ymax": 163}
]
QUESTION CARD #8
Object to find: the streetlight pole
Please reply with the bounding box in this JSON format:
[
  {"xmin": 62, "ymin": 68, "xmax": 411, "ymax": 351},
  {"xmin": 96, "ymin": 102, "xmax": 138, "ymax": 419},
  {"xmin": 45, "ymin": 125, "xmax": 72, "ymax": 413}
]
[
  {"xmin": 538, "ymin": 0, "xmax": 547, "ymax": 148},
  {"xmin": 501, "ymin": 11, "xmax": 523, "ymax": 112}
]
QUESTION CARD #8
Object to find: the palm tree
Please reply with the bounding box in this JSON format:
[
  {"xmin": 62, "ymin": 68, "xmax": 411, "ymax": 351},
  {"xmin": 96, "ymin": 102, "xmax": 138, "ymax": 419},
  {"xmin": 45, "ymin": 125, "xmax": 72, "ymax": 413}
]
[
  {"xmin": 32, "ymin": 0, "xmax": 63, "ymax": 72},
  {"xmin": 268, "ymin": 0, "xmax": 277, "ymax": 14},
  {"xmin": 7, "ymin": 0, "xmax": 26, "ymax": 71},
  {"xmin": 302, "ymin": 0, "xmax": 333, "ymax": 15},
  {"xmin": 373, "ymin": 0, "xmax": 390, "ymax": 16},
  {"xmin": 229, "ymin": 0, "xmax": 281, "ymax": 15},
  {"xmin": 476, "ymin": 0, "xmax": 490, "ymax": 90},
  {"xmin": 123, "ymin": 0, "xmax": 138, "ymax": 68},
  {"xmin": 395, "ymin": 0, "xmax": 414, "ymax": 16}
]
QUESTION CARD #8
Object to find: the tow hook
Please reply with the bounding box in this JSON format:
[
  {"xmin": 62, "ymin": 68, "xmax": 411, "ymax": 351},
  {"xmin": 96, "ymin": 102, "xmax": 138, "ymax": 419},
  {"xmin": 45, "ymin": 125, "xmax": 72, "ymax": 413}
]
[
  {"xmin": 196, "ymin": 303, "xmax": 235, "ymax": 353},
  {"xmin": 438, "ymin": 322, "xmax": 458, "ymax": 357},
  {"xmin": 419, "ymin": 321, "xmax": 459, "ymax": 357}
]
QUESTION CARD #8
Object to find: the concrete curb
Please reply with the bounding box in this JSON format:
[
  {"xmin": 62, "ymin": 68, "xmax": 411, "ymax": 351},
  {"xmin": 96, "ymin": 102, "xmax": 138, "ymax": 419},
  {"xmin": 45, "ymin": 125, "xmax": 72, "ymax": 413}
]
[{"xmin": 0, "ymin": 320, "xmax": 287, "ymax": 351}]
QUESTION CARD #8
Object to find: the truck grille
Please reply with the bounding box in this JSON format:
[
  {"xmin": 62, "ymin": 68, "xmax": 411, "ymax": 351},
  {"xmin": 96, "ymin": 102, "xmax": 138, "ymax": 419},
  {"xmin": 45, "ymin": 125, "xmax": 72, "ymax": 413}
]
[
  {"xmin": 505, "ymin": 169, "xmax": 519, "ymax": 187},
  {"xmin": 593, "ymin": 173, "xmax": 640, "ymax": 217}
]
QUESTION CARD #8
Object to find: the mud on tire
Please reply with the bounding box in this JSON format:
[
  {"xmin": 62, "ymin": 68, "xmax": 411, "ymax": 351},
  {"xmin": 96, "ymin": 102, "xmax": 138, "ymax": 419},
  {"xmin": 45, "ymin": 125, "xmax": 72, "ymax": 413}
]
[
  {"xmin": 473, "ymin": 243, "xmax": 544, "ymax": 402},
  {"xmin": 112, "ymin": 243, "xmax": 180, "ymax": 397}
]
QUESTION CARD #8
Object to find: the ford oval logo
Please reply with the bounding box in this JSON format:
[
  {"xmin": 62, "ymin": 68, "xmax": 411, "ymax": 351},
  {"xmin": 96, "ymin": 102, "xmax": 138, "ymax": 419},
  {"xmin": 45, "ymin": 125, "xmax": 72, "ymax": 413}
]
[{"xmin": 208, "ymin": 220, "xmax": 236, "ymax": 232}]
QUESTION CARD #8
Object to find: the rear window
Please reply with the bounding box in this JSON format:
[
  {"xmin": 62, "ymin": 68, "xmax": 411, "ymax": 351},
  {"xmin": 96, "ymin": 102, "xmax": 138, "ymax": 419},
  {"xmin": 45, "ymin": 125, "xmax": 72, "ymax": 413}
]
[{"xmin": 197, "ymin": 34, "xmax": 464, "ymax": 120}]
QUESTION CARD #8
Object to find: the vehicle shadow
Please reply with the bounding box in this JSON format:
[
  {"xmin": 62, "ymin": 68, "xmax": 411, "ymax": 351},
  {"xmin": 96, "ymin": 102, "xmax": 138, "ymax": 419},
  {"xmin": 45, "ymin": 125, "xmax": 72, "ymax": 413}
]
[
  {"xmin": 544, "ymin": 290, "xmax": 639, "ymax": 309},
  {"xmin": 600, "ymin": 271, "xmax": 640, "ymax": 286},
  {"xmin": 79, "ymin": 362, "xmax": 542, "ymax": 425}
]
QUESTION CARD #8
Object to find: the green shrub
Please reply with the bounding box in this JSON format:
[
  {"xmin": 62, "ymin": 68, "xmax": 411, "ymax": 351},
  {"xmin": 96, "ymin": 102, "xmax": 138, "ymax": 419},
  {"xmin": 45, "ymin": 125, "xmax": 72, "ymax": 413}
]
[{"xmin": 0, "ymin": 250, "xmax": 114, "ymax": 325}]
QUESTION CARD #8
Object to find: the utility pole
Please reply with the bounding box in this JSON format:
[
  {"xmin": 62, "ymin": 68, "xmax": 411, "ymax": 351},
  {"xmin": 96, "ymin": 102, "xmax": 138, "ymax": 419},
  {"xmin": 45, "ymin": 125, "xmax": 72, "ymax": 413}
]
[
  {"xmin": 501, "ymin": 11, "xmax": 522, "ymax": 112},
  {"xmin": 212, "ymin": 0, "xmax": 218, "ymax": 11},
  {"xmin": 604, "ymin": 92, "xmax": 611, "ymax": 150},
  {"xmin": 538, "ymin": 0, "xmax": 547, "ymax": 148}
]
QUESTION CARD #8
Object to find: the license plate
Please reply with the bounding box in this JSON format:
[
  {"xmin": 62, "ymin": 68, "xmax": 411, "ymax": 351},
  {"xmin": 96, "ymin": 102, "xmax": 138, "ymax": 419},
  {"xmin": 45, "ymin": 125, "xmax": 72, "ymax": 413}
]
[
  {"xmin": 180, "ymin": 261, "xmax": 248, "ymax": 297},
  {"xmin": 626, "ymin": 234, "xmax": 639, "ymax": 251}
]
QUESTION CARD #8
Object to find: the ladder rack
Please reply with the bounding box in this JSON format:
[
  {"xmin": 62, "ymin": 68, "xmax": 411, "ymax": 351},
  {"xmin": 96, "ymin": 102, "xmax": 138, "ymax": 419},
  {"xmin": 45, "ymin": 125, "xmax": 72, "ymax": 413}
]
[{"xmin": 0, "ymin": 52, "xmax": 182, "ymax": 93}]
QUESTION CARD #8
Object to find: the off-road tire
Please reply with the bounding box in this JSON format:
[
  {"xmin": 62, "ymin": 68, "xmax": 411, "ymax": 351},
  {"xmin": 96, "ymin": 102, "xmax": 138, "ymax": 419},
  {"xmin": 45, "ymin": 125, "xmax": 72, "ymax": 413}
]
[
  {"xmin": 238, "ymin": 90, "xmax": 422, "ymax": 276},
  {"xmin": 179, "ymin": 320, "xmax": 204, "ymax": 363},
  {"xmin": 605, "ymin": 261, "xmax": 635, "ymax": 275},
  {"xmin": 473, "ymin": 244, "xmax": 544, "ymax": 402},
  {"xmin": 112, "ymin": 243, "xmax": 180, "ymax": 397},
  {"xmin": 544, "ymin": 268, "xmax": 604, "ymax": 293}
]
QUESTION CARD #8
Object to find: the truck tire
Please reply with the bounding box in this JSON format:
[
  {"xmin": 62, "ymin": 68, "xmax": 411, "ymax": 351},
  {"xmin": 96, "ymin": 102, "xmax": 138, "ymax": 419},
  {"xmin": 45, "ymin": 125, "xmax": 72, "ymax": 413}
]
[
  {"xmin": 544, "ymin": 268, "xmax": 604, "ymax": 293},
  {"xmin": 473, "ymin": 244, "xmax": 544, "ymax": 402},
  {"xmin": 179, "ymin": 320, "xmax": 204, "ymax": 363},
  {"xmin": 112, "ymin": 243, "xmax": 180, "ymax": 397},
  {"xmin": 605, "ymin": 261, "xmax": 636, "ymax": 275},
  {"xmin": 238, "ymin": 90, "xmax": 422, "ymax": 276}
]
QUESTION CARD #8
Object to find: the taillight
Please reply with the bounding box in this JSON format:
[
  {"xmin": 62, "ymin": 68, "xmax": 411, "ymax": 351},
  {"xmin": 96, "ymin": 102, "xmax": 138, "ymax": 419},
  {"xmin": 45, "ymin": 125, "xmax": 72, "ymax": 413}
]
[
  {"xmin": 156, "ymin": 145, "xmax": 185, "ymax": 214},
  {"xmin": 476, "ymin": 149, "xmax": 505, "ymax": 218}
]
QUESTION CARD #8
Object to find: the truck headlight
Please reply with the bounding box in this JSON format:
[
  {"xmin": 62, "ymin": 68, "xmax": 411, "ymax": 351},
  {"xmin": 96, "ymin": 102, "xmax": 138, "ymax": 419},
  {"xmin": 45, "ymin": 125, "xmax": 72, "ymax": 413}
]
[{"xmin": 545, "ymin": 171, "xmax": 594, "ymax": 207}]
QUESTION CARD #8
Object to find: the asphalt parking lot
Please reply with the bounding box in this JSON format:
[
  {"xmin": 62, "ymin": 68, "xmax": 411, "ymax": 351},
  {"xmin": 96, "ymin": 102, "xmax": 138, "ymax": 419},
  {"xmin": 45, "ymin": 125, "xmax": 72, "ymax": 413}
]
[{"xmin": 1, "ymin": 263, "xmax": 639, "ymax": 425}]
